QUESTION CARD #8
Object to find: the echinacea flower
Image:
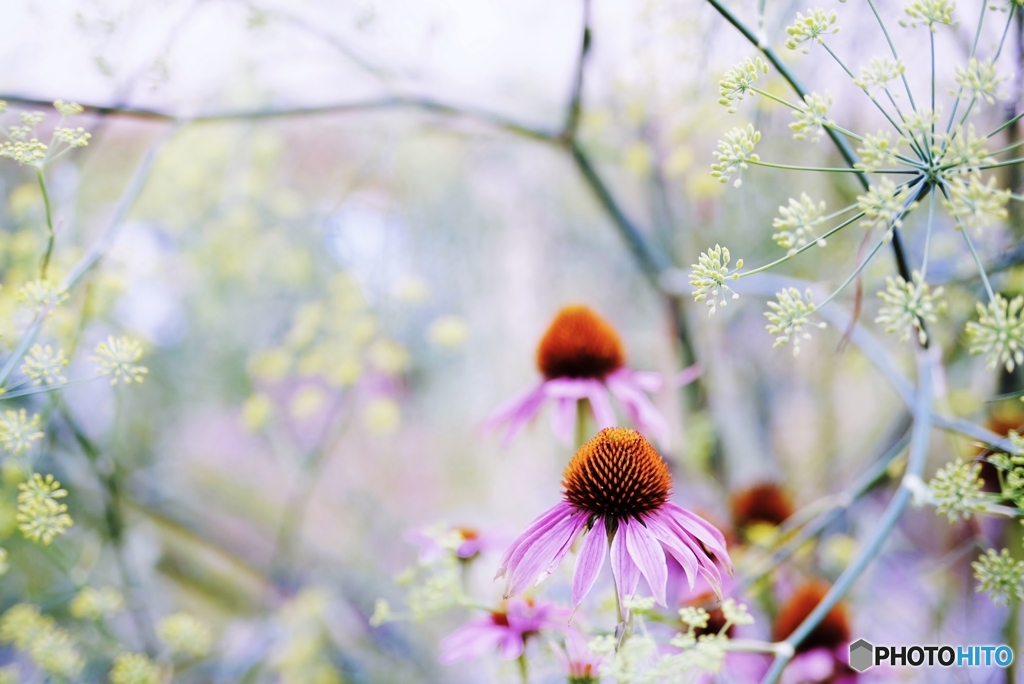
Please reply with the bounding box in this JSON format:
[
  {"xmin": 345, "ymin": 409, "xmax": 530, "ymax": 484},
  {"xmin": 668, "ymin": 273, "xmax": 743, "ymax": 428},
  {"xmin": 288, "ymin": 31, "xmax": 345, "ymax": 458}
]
[
  {"xmin": 439, "ymin": 598, "xmax": 566, "ymax": 664},
  {"xmin": 483, "ymin": 305, "xmax": 699, "ymax": 446},
  {"xmin": 773, "ymin": 580, "xmax": 856, "ymax": 684},
  {"xmin": 496, "ymin": 428, "xmax": 731, "ymax": 611}
]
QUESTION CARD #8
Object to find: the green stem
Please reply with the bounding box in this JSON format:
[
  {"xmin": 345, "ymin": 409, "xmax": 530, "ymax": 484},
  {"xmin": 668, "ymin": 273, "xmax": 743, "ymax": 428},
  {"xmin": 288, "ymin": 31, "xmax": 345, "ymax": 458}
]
[
  {"xmin": 930, "ymin": 32, "xmax": 936, "ymax": 141},
  {"xmin": 990, "ymin": 139, "xmax": 1024, "ymax": 157},
  {"xmin": 821, "ymin": 42, "xmax": 855, "ymax": 80},
  {"xmin": 921, "ymin": 187, "xmax": 936, "ymax": 279},
  {"xmin": 575, "ymin": 398, "xmax": 588, "ymax": 450},
  {"xmin": 866, "ymin": 0, "xmax": 918, "ymax": 110},
  {"xmin": 36, "ymin": 168, "xmax": 55, "ymax": 279},
  {"xmin": 989, "ymin": 110, "xmax": 1024, "ymax": 139},
  {"xmin": 813, "ymin": 182, "xmax": 925, "ymax": 310},
  {"xmin": 517, "ymin": 653, "xmax": 529, "ymax": 684},
  {"xmin": 937, "ymin": 181, "xmax": 996, "ymax": 302},
  {"xmin": 749, "ymin": 86, "xmax": 799, "ymax": 110},
  {"xmin": 978, "ymin": 157, "xmax": 1024, "ymax": 170},
  {"xmin": 738, "ymin": 212, "xmax": 865, "ymax": 278},
  {"xmin": 945, "ymin": 0, "xmax": 988, "ymax": 133},
  {"xmin": 747, "ymin": 159, "xmax": 916, "ymax": 174}
]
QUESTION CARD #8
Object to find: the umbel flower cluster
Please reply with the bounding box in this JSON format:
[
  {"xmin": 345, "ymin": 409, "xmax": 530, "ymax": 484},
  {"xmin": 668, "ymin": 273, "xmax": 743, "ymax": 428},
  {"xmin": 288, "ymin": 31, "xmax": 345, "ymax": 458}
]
[
  {"xmin": 0, "ymin": 99, "xmax": 180, "ymax": 683},
  {"xmin": 691, "ymin": 0, "xmax": 1024, "ymax": 365}
]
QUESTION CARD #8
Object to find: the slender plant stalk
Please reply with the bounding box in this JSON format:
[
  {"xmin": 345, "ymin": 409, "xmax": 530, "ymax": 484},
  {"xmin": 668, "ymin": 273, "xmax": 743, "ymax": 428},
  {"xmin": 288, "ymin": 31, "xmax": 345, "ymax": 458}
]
[
  {"xmin": 761, "ymin": 349, "xmax": 933, "ymax": 684},
  {"xmin": 36, "ymin": 169, "xmax": 55, "ymax": 279}
]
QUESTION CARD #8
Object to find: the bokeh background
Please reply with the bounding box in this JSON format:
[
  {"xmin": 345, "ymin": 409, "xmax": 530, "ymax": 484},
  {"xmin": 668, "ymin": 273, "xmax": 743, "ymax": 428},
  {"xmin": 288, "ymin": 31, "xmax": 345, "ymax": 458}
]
[{"xmin": 1, "ymin": 0, "xmax": 1023, "ymax": 682}]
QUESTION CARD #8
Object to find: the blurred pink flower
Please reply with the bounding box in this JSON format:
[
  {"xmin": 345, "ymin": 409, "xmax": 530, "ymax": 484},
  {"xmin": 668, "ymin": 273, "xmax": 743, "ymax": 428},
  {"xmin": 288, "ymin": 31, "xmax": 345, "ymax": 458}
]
[
  {"xmin": 482, "ymin": 305, "xmax": 700, "ymax": 446},
  {"xmin": 557, "ymin": 628, "xmax": 604, "ymax": 683},
  {"xmin": 497, "ymin": 428, "xmax": 731, "ymax": 610},
  {"xmin": 438, "ymin": 598, "xmax": 567, "ymax": 664},
  {"xmin": 406, "ymin": 525, "xmax": 502, "ymax": 563},
  {"xmin": 781, "ymin": 647, "xmax": 857, "ymax": 684}
]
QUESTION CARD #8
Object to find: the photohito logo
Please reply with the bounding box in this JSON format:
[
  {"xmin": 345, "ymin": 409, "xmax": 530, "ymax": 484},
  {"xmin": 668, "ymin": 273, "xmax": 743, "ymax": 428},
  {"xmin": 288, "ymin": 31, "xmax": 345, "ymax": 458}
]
[{"xmin": 848, "ymin": 639, "xmax": 1014, "ymax": 672}]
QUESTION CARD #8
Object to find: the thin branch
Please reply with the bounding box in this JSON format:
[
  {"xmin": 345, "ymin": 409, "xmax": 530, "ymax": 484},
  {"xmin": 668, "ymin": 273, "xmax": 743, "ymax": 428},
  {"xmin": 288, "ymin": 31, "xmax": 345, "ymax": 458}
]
[
  {"xmin": 562, "ymin": 0, "xmax": 592, "ymax": 138},
  {"xmin": 761, "ymin": 349, "xmax": 934, "ymax": 684},
  {"xmin": 0, "ymin": 93, "xmax": 559, "ymax": 142}
]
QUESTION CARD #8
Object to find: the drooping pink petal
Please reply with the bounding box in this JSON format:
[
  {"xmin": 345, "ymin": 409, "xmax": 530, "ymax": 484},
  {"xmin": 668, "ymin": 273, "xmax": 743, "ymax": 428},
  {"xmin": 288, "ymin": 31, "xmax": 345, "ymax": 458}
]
[
  {"xmin": 611, "ymin": 368, "xmax": 663, "ymax": 393},
  {"xmin": 664, "ymin": 503, "xmax": 733, "ymax": 573},
  {"xmin": 672, "ymin": 364, "xmax": 702, "ymax": 388},
  {"xmin": 609, "ymin": 523, "xmax": 640, "ymax": 608},
  {"xmin": 543, "ymin": 377, "xmax": 594, "ymax": 400},
  {"xmin": 439, "ymin": 622, "xmax": 506, "ymax": 663},
  {"xmin": 481, "ymin": 384, "xmax": 548, "ymax": 445},
  {"xmin": 571, "ymin": 521, "xmax": 608, "ymax": 608},
  {"xmin": 550, "ymin": 396, "xmax": 577, "ymax": 444},
  {"xmin": 540, "ymin": 511, "xmax": 589, "ymax": 581},
  {"xmin": 583, "ymin": 381, "xmax": 616, "ymax": 429},
  {"xmin": 623, "ymin": 518, "xmax": 668, "ymax": 606},
  {"xmin": 506, "ymin": 510, "xmax": 587, "ymax": 597},
  {"xmin": 781, "ymin": 649, "xmax": 835, "ymax": 684},
  {"xmin": 644, "ymin": 512, "xmax": 698, "ymax": 590},
  {"xmin": 606, "ymin": 372, "xmax": 670, "ymax": 446},
  {"xmin": 497, "ymin": 502, "xmax": 575, "ymax": 578},
  {"xmin": 497, "ymin": 632, "xmax": 526, "ymax": 660},
  {"xmin": 696, "ymin": 556, "xmax": 723, "ymax": 599}
]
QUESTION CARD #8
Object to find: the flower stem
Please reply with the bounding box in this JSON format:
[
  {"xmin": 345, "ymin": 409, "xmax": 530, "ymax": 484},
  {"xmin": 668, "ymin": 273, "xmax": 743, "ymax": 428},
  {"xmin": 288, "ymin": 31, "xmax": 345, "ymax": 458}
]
[
  {"xmin": 945, "ymin": 0, "xmax": 987, "ymax": 133},
  {"xmin": 748, "ymin": 86, "xmax": 799, "ymax": 110},
  {"xmin": 936, "ymin": 181, "xmax": 996, "ymax": 302},
  {"xmin": 760, "ymin": 349, "xmax": 934, "ymax": 684},
  {"xmin": 746, "ymin": 159, "xmax": 917, "ymax": 174},
  {"xmin": 738, "ymin": 212, "xmax": 865, "ymax": 278},
  {"xmin": 36, "ymin": 168, "xmax": 55, "ymax": 280},
  {"xmin": 576, "ymin": 398, "xmax": 588, "ymax": 450},
  {"xmin": 865, "ymin": 0, "xmax": 918, "ymax": 111},
  {"xmin": 921, "ymin": 187, "xmax": 936, "ymax": 279},
  {"xmin": 517, "ymin": 653, "xmax": 529, "ymax": 684},
  {"xmin": 813, "ymin": 182, "xmax": 925, "ymax": 311}
]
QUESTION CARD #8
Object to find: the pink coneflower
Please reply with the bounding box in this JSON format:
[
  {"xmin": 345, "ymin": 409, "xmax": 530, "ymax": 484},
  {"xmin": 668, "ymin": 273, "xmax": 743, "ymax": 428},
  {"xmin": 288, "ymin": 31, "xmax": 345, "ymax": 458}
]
[
  {"xmin": 483, "ymin": 305, "xmax": 699, "ymax": 446},
  {"xmin": 496, "ymin": 428, "xmax": 731, "ymax": 611},
  {"xmin": 438, "ymin": 598, "xmax": 566, "ymax": 664},
  {"xmin": 773, "ymin": 581, "xmax": 856, "ymax": 684}
]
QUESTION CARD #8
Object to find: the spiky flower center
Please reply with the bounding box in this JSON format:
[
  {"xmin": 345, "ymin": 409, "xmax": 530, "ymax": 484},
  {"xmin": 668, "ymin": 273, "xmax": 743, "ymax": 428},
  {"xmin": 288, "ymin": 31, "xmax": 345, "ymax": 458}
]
[
  {"xmin": 536, "ymin": 305, "xmax": 626, "ymax": 380},
  {"xmin": 730, "ymin": 482, "xmax": 794, "ymax": 529},
  {"xmin": 562, "ymin": 427, "xmax": 672, "ymax": 522}
]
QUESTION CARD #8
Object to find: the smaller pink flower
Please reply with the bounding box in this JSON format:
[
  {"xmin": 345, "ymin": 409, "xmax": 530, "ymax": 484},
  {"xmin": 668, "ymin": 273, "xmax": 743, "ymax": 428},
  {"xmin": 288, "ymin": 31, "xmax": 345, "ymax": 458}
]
[
  {"xmin": 439, "ymin": 598, "xmax": 567, "ymax": 664},
  {"xmin": 406, "ymin": 525, "xmax": 502, "ymax": 564},
  {"xmin": 482, "ymin": 305, "xmax": 700, "ymax": 446},
  {"xmin": 557, "ymin": 628, "xmax": 604, "ymax": 683}
]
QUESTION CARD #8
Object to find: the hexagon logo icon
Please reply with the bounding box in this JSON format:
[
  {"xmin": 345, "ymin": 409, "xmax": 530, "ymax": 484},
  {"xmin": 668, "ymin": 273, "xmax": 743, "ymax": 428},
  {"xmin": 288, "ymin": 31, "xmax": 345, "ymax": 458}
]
[{"xmin": 849, "ymin": 639, "xmax": 874, "ymax": 672}]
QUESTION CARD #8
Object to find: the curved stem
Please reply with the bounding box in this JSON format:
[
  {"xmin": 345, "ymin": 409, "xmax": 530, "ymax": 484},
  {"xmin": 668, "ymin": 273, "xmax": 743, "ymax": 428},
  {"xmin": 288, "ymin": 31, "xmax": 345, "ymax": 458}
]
[
  {"xmin": 760, "ymin": 349, "xmax": 934, "ymax": 684},
  {"xmin": 747, "ymin": 159, "xmax": 917, "ymax": 174},
  {"xmin": 36, "ymin": 169, "xmax": 55, "ymax": 279},
  {"xmin": 921, "ymin": 187, "xmax": 937, "ymax": 278},
  {"xmin": 936, "ymin": 181, "xmax": 997, "ymax": 301},
  {"xmin": 866, "ymin": 0, "xmax": 918, "ymax": 110},
  {"xmin": 739, "ymin": 212, "xmax": 865, "ymax": 278},
  {"xmin": 945, "ymin": 0, "xmax": 988, "ymax": 133}
]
